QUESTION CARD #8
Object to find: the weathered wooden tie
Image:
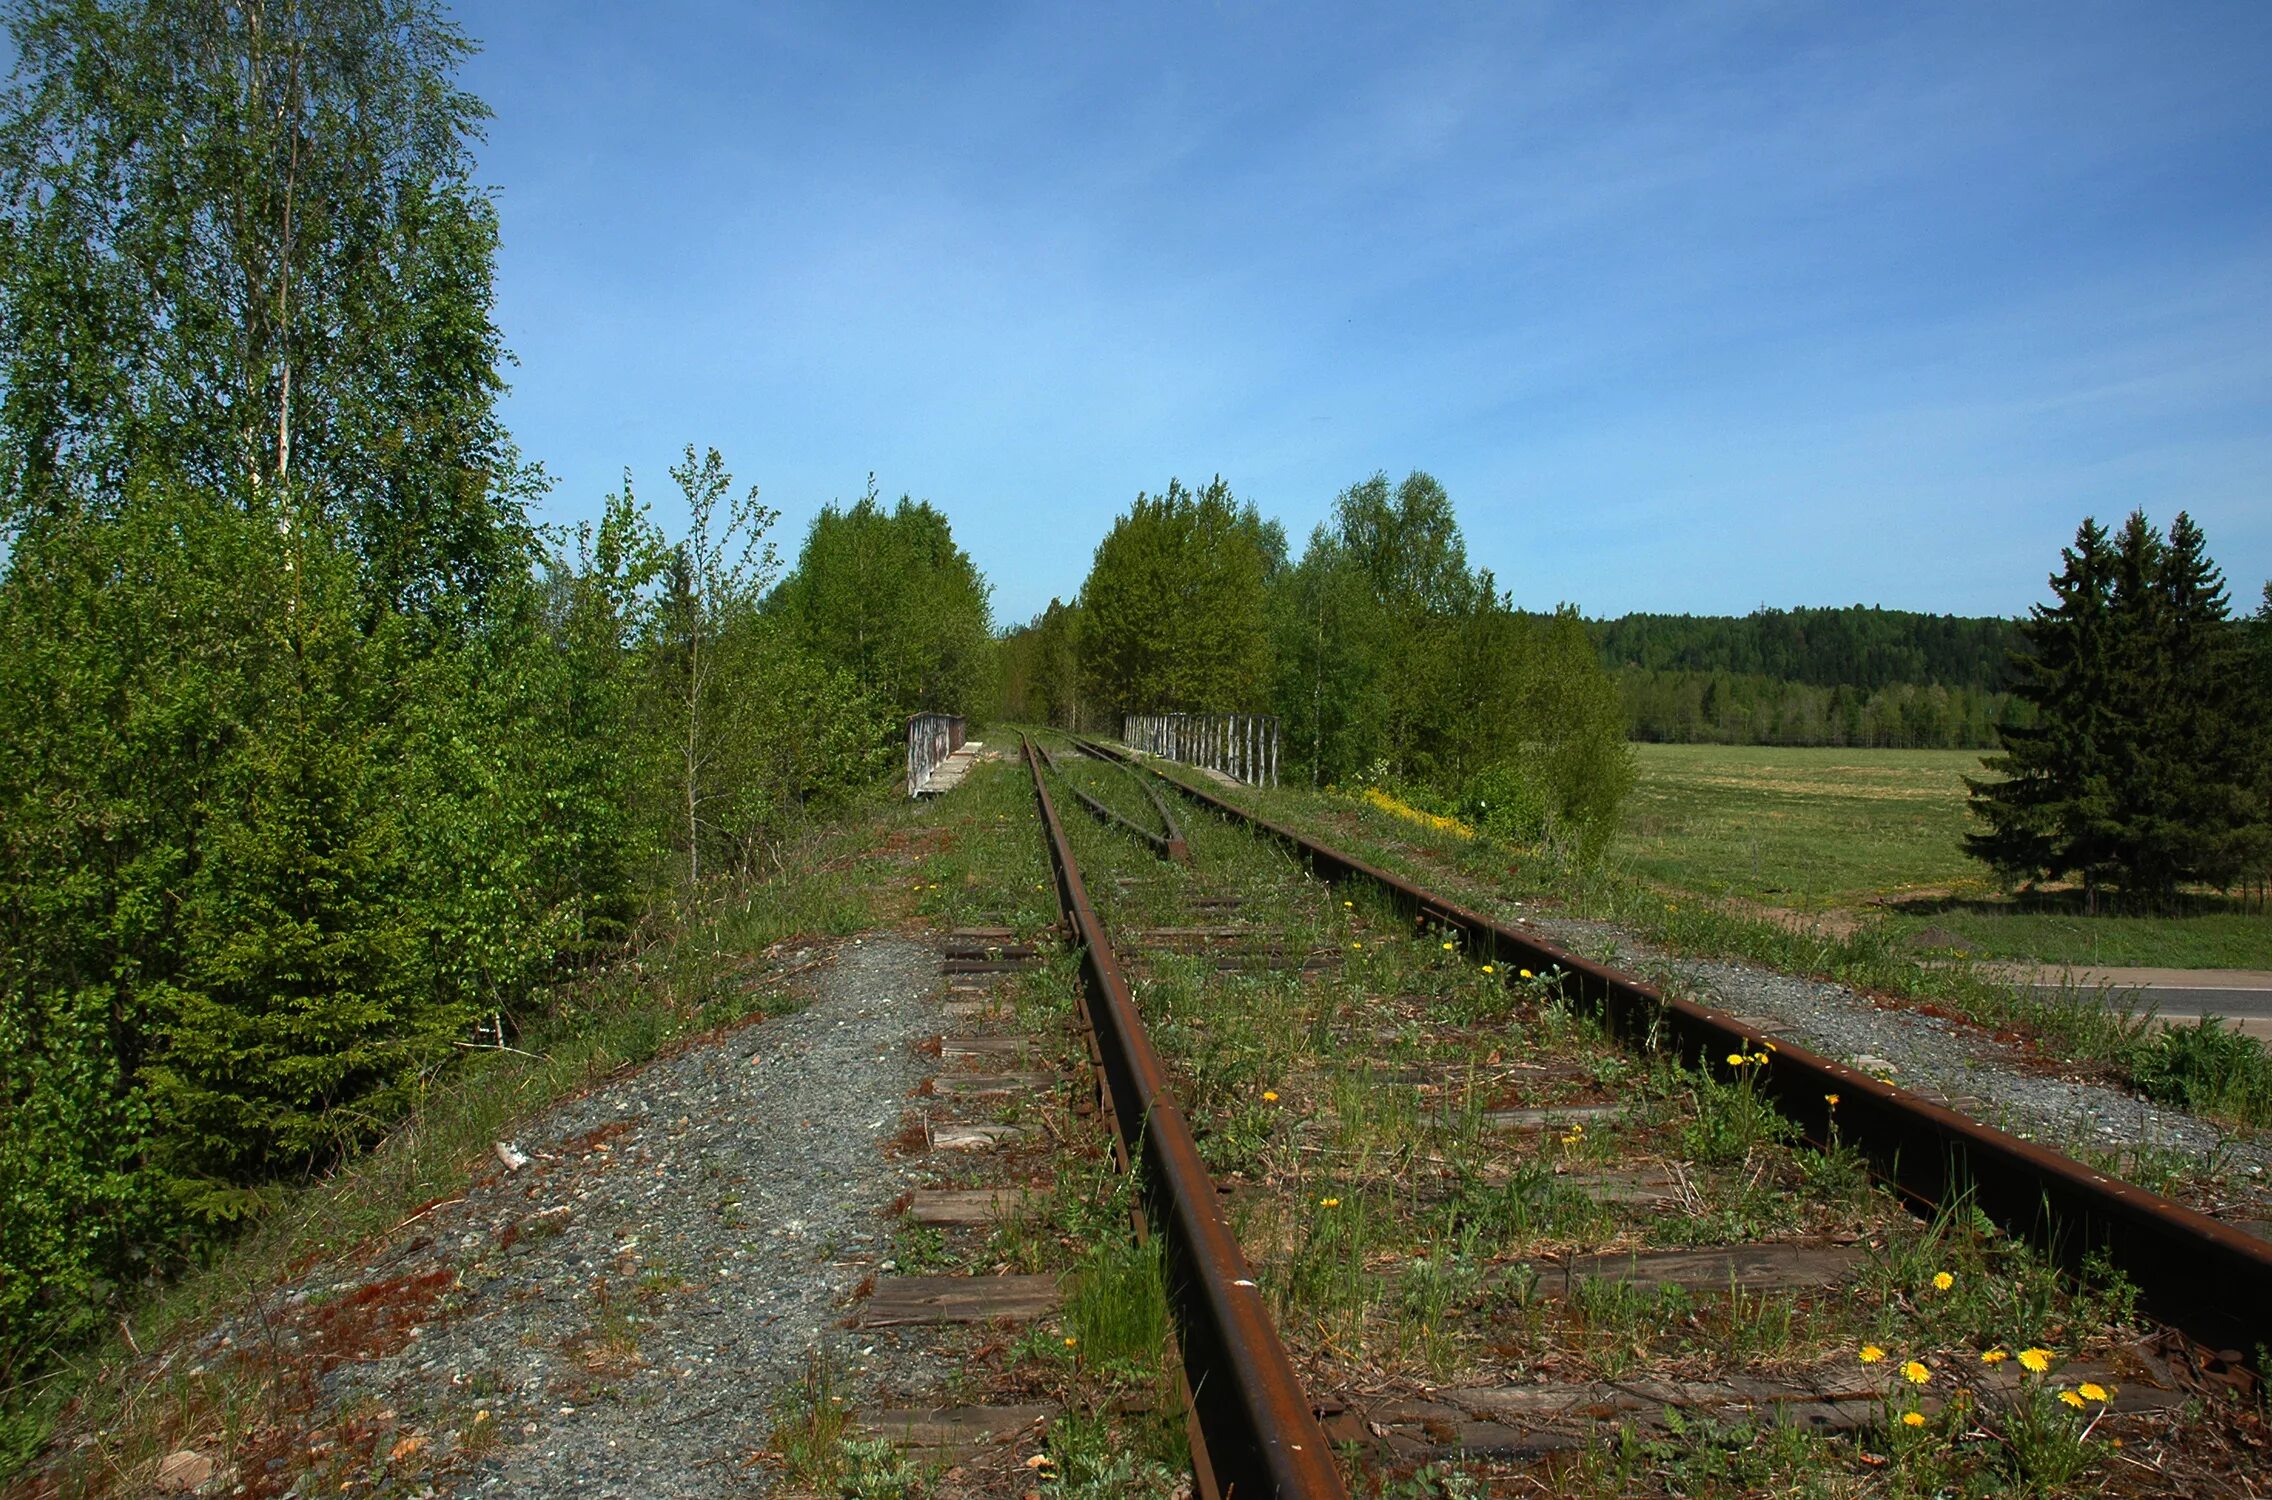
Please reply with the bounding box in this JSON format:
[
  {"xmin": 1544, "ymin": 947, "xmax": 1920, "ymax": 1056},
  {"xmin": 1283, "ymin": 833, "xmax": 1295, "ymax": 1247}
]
[{"xmin": 856, "ymin": 1274, "xmax": 1062, "ymax": 1326}]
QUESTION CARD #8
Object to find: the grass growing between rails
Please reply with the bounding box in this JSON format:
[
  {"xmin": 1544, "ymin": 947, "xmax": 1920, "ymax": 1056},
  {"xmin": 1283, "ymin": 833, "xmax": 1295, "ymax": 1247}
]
[
  {"xmin": 3, "ymin": 799, "xmax": 933, "ymax": 1486},
  {"xmin": 1122, "ymin": 756, "xmax": 2272, "ymax": 1142},
  {"xmin": 1038, "ymin": 748, "xmax": 2257, "ymax": 1497}
]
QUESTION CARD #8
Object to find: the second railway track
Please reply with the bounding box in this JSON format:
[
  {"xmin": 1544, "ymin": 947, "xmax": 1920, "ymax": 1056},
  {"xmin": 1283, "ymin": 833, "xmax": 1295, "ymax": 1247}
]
[
  {"xmin": 857, "ymin": 735, "xmax": 2269, "ymax": 1496},
  {"xmin": 979, "ymin": 730, "xmax": 2270, "ymax": 1495}
]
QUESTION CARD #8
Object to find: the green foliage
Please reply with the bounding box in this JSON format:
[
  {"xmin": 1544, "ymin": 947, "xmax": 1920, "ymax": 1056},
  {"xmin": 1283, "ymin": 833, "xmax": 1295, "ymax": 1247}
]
[
  {"xmin": 771, "ymin": 476, "xmax": 995, "ymax": 717},
  {"xmin": 1267, "ymin": 472, "xmax": 1634, "ymax": 860},
  {"xmin": 0, "ymin": 0, "xmax": 529, "ymax": 613},
  {"xmin": 0, "ymin": 0, "xmax": 920, "ymax": 1434},
  {"xmin": 2131, "ymin": 1019, "xmax": 2272, "ymax": 1127},
  {"xmin": 995, "ymin": 596, "xmax": 1086, "ymax": 727},
  {"xmin": 1613, "ymin": 667, "xmax": 2010, "ymax": 749},
  {"xmin": 1594, "ymin": 605, "xmax": 2023, "ymax": 689},
  {"xmin": 1594, "ymin": 605, "xmax": 2022, "ymax": 749},
  {"xmin": 1968, "ymin": 511, "xmax": 2265, "ymax": 907},
  {"xmin": 1078, "ymin": 475, "xmax": 1279, "ymax": 717}
]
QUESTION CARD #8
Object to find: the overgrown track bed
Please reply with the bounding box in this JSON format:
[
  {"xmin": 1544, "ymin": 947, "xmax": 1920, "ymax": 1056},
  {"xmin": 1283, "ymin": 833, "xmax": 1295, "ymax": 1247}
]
[
  {"xmin": 1025, "ymin": 736, "xmax": 1346, "ymax": 1498},
  {"xmin": 1031, "ymin": 732, "xmax": 2269, "ymax": 1496}
]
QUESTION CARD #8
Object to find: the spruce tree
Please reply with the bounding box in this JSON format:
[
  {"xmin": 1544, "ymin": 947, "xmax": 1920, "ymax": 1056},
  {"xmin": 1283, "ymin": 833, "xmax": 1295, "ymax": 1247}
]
[
  {"xmin": 1969, "ymin": 512, "xmax": 2258, "ymax": 908},
  {"xmin": 2148, "ymin": 513, "xmax": 2254, "ymax": 893},
  {"xmin": 1966, "ymin": 518, "xmax": 2121, "ymax": 907}
]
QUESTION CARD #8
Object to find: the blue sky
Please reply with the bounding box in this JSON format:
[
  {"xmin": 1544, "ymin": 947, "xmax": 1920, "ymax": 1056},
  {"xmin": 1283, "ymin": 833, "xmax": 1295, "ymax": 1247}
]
[{"xmin": 459, "ymin": 1, "xmax": 2272, "ymax": 626}]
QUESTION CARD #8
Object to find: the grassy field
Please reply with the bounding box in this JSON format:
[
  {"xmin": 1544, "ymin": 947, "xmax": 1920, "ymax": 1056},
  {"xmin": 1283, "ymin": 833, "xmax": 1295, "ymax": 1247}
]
[
  {"xmin": 1614, "ymin": 743, "xmax": 2271, "ymax": 968},
  {"xmin": 1613, "ymin": 743, "xmax": 1989, "ymax": 909}
]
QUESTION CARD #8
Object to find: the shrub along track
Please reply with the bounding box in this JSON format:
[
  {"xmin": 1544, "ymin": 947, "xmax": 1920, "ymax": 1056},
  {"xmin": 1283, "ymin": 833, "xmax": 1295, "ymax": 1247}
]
[{"xmin": 999, "ymin": 732, "xmax": 2271, "ymax": 1496}]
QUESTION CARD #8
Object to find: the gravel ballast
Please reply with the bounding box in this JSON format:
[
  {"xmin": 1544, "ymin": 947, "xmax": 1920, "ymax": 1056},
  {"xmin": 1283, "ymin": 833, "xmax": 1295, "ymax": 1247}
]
[
  {"xmin": 190, "ymin": 934, "xmax": 943, "ymax": 1498},
  {"xmin": 1523, "ymin": 911, "xmax": 2272, "ymax": 1217}
]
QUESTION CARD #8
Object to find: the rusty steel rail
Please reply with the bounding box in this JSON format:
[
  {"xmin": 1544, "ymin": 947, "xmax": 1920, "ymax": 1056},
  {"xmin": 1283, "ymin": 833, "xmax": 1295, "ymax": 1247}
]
[
  {"xmin": 1021, "ymin": 738, "xmax": 1345, "ymax": 1499},
  {"xmin": 1069, "ymin": 736, "xmax": 1193, "ymax": 862},
  {"xmin": 1036, "ymin": 737, "xmax": 1189, "ymax": 863},
  {"xmin": 1097, "ymin": 739, "xmax": 2272, "ymax": 1366}
]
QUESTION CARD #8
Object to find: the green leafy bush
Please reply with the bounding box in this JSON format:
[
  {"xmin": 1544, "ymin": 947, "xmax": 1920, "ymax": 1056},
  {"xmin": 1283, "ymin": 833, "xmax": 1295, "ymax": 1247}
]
[{"xmin": 2131, "ymin": 1019, "xmax": 2272, "ymax": 1127}]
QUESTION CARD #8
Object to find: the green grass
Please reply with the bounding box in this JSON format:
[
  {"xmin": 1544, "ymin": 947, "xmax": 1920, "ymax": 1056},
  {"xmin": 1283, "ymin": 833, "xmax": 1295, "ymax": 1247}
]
[
  {"xmin": 1879, "ymin": 903, "xmax": 2271, "ymax": 969},
  {"xmin": 1615, "ymin": 743, "xmax": 1990, "ymax": 909},
  {"xmin": 1616, "ymin": 743, "xmax": 2272, "ymax": 970}
]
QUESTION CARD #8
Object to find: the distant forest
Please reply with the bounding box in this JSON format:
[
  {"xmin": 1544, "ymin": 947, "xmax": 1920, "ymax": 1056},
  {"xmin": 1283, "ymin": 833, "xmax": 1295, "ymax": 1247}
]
[{"xmin": 1589, "ymin": 606, "xmax": 2025, "ymax": 748}]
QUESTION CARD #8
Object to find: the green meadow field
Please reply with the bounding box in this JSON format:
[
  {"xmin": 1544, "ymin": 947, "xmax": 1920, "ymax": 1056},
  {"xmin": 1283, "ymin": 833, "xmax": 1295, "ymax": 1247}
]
[{"xmin": 1613, "ymin": 743, "xmax": 2270, "ymax": 968}]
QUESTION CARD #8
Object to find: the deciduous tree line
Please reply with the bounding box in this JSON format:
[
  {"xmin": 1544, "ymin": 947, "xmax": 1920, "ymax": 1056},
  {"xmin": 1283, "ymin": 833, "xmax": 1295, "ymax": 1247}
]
[
  {"xmin": 0, "ymin": 0, "xmax": 987, "ymax": 1411},
  {"xmin": 997, "ymin": 471, "xmax": 1635, "ymax": 857},
  {"xmin": 1595, "ymin": 606, "xmax": 2025, "ymax": 748},
  {"xmin": 1968, "ymin": 513, "xmax": 2272, "ymax": 909}
]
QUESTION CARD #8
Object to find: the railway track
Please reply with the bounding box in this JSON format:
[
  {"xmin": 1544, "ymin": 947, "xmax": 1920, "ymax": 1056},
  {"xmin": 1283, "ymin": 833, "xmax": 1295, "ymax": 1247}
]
[{"xmin": 870, "ymin": 735, "xmax": 2268, "ymax": 1495}]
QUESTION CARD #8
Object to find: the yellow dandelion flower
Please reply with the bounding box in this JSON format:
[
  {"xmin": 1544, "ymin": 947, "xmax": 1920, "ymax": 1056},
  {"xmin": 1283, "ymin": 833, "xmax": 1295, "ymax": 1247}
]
[
  {"xmin": 1481, "ymin": 964, "xmax": 1495, "ymax": 974},
  {"xmin": 1064, "ymin": 1335, "xmax": 1078, "ymax": 1347},
  {"xmin": 1932, "ymin": 1271, "xmax": 1954, "ymax": 1291},
  {"xmin": 1859, "ymin": 1345, "xmax": 1886, "ymax": 1364},
  {"xmin": 2058, "ymin": 1389, "xmax": 2084, "ymax": 1409},
  {"xmin": 1751, "ymin": 1052, "xmax": 1769, "ymax": 1064},
  {"xmin": 1319, "ymin": 1196, "xmax": 1340, "ymax": 1208},
  {"xmin": 2018, "ymin": 1347, "xmax": 2053, "ymax": 1374},
  {"xmin": 1825, "ymin": 1093, "xmax": 1841, "ymax": 1106},
  {"xmin": 1343, "ymin": 900, "xmax": 1353, "ymax": 908},
  {"xmin": 1441, "ymin": 941, "xmax": 1455, "ymax": 950},
  {"xmin": 1727, "ymin": 1052, "xmax": 1746, "ymax": 1067},
  {"xmin": 1351, "ymin": 941, "xmax": 1362, "ymax": 949},
  {"xmin": 2078, "ymin": 1381, "xmax": 2109, "ymax": 1403},
  {"xmin": 1520, "ymin": 969, "xmax": 1534, "ymax": 979},
  {"xmin": 1980, "ymin": 1349, "xmax": 2008, "ymax": 1365},
  {"xmin": 1901, "ymin": 1361, "xmax": 1930, "ymax": 1386},
  {"xmin": 1262, "ymin": 1090, "xmax": 1279, "ymax": 1102},
  {"xmin": 1900, "ymin": 1410, "xmax": 1925, "ymax": 1428}
]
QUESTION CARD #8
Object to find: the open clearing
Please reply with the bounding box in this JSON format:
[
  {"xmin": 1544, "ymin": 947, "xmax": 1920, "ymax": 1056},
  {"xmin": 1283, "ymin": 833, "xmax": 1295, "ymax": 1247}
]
[
  {"xmin": 1615, "ymin": 743, "xmax": 2272, "ymax": 969},
  {"xmin": 1614, "ymin": 743, "xmax": 1988, "ymax": 909}
]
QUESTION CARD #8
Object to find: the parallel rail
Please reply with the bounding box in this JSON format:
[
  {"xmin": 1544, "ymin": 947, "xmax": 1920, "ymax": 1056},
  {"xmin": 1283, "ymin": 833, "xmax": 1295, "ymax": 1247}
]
[
  {"xmin": 1021, "ymin": 737, "xmax": 1346, "ymax": 1499},
  {"xmin": 1086, "ymin": 736, "xmax": 2272, "ymax": 1367},
  {"xmin": 1035, "ymin": 736, "xmax": 1189, "ymax": 863}
]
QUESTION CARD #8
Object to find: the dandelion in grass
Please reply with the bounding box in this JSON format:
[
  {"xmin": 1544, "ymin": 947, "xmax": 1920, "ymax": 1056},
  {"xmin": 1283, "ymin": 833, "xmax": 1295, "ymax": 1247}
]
[
  {"xmin": 1319, "ymin": 1197, "xmax": 1340, "ymax": 1208},
  {"xmin": 1481, "ymin": 965, "xmax": 1495, "ymax": 975},
  {"xmin": 2018, "ymin": 1347, "xmax": 2053, "ymax": 1374},
  {"xmin": 1901, "ymin": 1360, "xmax": 1930, "ymax": 1386},
  {"xmin": 1825, "ymin": 1093, "xmax": 1841, "ymax": 1107},
  {"xmin": 1859, "ymin": 1345, "xmax": 1886, "ymax": 1364},
  {"xmin": 1980, "ymin": 1349, "xmax": 2008, "ymax": 1365},
  {"xmin": 1064, "ymin": 1336, "xmax": 1078, "ymax": 1348},
  {"xmin": 1262, "ymin": 1090, "xmax": 1279, "ymax": 1103},
  {"xmin": 1932, "ymin": 1271, "xmax": 1954, "ymax": 1291},
  {"xmin": 1441, "ymin": 941, "xmax": 1455, "ymax": 950},
  {"xmin": 1751, "ymin": 1051, "xmax": 1769, "ymax": 1064},
  {"xmin": 2059, "ymin": 1389, "xmax": 2085, "ymax": 1409},
  {"xmin": 1900, "ymin": 1410, "xmax": 1925, "ymax": 1428},
  {"xmin": 1519, "ymin": 969, "xmax": 1533, "ymax": 979},
  {"xmin": 2078, "ymin": 1382, "xmax": 2110, "ymax": 1402}
]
